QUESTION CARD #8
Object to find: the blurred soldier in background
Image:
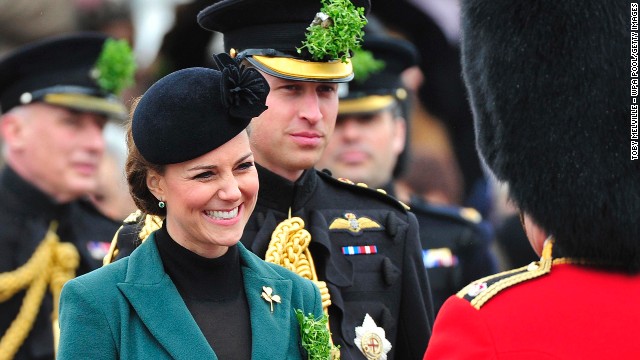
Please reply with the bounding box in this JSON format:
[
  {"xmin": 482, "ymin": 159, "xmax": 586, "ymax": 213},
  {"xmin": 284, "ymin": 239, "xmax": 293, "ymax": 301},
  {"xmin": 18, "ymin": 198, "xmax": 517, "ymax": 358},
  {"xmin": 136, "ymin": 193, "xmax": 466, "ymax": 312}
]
[
  {"xmin": 0, "ymin": 33, "xmax": 134, "ymax": 360},
  {"xmin": 316, "ymin": 32, "xmax": 497, "ymax": 313}
]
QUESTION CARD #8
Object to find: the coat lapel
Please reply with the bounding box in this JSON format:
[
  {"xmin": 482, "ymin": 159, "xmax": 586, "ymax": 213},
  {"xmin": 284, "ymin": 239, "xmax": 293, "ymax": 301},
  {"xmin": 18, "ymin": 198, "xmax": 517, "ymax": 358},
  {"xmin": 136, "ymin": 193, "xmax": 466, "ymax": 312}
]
[
  {"xmin": 117, "ymin": 235, "xmax": 216, "ymax": 360},
  {"xmin": 238, "ymin": 244, "xmax": 296, "ymax": 359}
]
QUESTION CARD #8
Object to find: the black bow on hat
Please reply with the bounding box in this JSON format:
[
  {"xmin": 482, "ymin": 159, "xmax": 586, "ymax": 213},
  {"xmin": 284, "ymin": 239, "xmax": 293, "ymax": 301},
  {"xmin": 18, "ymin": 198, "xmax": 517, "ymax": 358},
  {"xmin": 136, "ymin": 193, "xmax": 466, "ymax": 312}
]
[{"xmin": 133, "ymin": 53, "xmax": 269, "ymax": 165}]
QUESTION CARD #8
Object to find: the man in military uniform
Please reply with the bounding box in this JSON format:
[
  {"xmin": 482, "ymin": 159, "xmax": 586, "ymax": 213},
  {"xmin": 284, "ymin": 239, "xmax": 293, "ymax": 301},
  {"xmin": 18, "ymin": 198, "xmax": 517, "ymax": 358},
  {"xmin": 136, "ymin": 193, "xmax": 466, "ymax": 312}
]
[
  {"xmin": 315, "ymin": 32, "xmax": 498, "ymax": 314},
  {"xmin": 197, "ymin": 1, "xmax": 433, "ymax": 359},
  {"xmin": 424, "ymin": 0, "xmax": 640, "ymax": 358},
  {"xmin": 0, "ymin": 33, "xmax": 134, "ymax": 359},
  {"xmin": 109, "ymin": 1, "xmax": 433, "ymax": 358}
]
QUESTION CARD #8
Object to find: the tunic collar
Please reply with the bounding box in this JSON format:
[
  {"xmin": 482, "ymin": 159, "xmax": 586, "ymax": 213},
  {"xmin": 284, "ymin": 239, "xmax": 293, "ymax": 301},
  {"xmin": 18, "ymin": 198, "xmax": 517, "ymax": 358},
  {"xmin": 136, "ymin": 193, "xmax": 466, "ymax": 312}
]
[{"xmin": 255, "ymin": 163, "xmax": 318, "ymax": 214}]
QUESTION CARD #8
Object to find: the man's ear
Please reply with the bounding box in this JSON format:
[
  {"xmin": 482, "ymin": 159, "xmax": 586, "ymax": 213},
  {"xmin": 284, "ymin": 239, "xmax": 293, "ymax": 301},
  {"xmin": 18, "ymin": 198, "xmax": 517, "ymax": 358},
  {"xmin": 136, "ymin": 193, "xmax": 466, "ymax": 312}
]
[
  {"xmin": 0, "ymin": 112, "xmax": 26, "ymax": 150},
  {"xmin": 392, "ymin": 115, "xmax": 407, "ymax": 156},
  {"xmin": 146, "ymin": 171, "xmax": 164, "ymax": 200}
]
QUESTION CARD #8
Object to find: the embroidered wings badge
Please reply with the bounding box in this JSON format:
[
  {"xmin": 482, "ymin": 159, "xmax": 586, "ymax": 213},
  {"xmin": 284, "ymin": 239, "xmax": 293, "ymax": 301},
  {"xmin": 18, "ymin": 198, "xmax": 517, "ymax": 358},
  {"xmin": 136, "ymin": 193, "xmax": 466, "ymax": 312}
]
[{"xmin": 329, "ymin": 212, "xmax": 382, "ymax": 235}]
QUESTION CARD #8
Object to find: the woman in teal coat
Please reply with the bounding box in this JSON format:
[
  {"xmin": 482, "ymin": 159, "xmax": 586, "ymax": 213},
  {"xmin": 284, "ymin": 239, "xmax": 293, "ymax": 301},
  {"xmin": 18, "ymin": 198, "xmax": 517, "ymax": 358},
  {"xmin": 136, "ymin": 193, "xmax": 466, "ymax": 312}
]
[{"xmin": 57, "ymin": 54, "xmax": 325, "ymax": 359}]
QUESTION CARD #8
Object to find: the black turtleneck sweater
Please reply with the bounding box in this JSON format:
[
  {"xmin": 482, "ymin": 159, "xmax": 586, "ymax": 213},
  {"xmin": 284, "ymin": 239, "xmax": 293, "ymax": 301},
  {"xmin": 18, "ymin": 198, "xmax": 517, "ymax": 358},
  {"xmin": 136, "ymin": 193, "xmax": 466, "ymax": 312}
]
[{"xmin": 155, "ymin": 224, "xmax": 252, "ymax": 360}]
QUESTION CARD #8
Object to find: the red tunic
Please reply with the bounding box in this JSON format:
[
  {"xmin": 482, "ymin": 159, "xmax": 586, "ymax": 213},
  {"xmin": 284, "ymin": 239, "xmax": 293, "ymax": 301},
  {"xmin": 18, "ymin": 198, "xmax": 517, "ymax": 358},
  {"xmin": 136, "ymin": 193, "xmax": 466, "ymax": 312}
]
[{"xmin": 424, "ymin": 263, "xmax": 640, "ymax": 359}]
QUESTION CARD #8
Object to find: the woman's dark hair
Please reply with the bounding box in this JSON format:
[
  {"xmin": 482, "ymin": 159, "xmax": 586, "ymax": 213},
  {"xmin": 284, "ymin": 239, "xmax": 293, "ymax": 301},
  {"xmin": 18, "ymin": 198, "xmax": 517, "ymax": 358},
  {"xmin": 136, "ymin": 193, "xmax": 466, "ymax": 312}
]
[{"xmin": 125, "ymin": 96, "xmax": 166, "ymax": 216}]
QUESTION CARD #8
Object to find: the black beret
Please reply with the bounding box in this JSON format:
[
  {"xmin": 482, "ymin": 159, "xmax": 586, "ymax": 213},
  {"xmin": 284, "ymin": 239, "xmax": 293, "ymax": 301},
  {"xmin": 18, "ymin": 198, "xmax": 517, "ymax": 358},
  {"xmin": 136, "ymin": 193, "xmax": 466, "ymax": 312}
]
[
  {"xmin": 461, "ymin": 0, "xmax": 639, "ymax": 269},
  {"xmin": 0, "ymin": 32, "xmax": 130, "ymax": 119},
  {"xmin": 339, "ymin": 34, "xmax": 418, "ymax": 114},
  {"xmin": 197, "ymin": 0, "xmax": 370, "ymax": 82},
  {"xmin": 132, "ymin": 54, "xmax": 269, "ymax": 165}
]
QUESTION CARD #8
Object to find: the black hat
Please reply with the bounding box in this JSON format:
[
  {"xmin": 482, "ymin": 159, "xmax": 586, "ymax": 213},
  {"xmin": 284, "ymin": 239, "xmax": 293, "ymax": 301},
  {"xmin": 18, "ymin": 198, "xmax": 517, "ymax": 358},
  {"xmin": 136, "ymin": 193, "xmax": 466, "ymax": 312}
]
[
  {"xmin": 461, "ymin": 1, "xmax": 638, "ymax": 268},
  {"xmin": 0, "ymin": 32, "xmax": 134, "ymax": 120},
  {"xmin": 132, "ymin": 54, "xmax": 269, "ymax": 165},
  {"xmin": 339, "ymin": 34, "xmax": 418, "ymax": 114},
  {"xmin": 197, "ymin": 0, "xmax": 370, "ymax": 82}
]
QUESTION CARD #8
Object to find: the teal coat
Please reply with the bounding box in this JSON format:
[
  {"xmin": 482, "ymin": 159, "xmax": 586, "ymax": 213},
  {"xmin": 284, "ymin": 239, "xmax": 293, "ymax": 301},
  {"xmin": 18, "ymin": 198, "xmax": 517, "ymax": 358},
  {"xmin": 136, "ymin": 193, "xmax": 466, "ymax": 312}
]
[{"xmin": 58, "ymin": 234, "xmax": 323, "ymax": 359}]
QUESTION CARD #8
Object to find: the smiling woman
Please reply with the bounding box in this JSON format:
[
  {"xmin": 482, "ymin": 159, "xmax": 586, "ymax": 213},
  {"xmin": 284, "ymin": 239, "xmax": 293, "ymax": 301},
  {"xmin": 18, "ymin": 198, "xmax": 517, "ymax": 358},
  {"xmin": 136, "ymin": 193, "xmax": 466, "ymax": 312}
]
[{"xmin": 56, "ymin": 54, "xmax": 327, "ymax": 360}]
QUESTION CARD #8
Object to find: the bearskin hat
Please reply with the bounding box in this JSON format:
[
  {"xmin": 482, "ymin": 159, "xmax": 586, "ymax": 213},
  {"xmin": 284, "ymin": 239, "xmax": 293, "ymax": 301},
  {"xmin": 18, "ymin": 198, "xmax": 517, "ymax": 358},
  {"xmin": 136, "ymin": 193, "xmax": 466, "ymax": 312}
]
[{"xmin": 461, "ymin": 1, "xmax": 639, "ymax": 271}]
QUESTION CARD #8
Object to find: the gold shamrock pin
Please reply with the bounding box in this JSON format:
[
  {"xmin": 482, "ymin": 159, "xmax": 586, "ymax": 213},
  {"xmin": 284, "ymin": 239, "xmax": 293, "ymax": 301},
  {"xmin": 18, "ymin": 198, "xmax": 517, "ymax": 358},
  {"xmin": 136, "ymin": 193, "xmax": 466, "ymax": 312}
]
[{"xmin": 261, "ymin": 286, "xmax": 281, "ymax": 313}]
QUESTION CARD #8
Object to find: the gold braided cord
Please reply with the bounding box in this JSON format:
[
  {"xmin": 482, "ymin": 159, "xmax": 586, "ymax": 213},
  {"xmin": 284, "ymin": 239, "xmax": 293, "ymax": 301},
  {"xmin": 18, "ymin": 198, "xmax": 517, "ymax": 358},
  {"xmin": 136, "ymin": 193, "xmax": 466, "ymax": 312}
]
[
  {"xmin": 102, "ymin": 227, "xmax": 122, "ymax": 266},
  {"xmin": 139, "ymin": 214, "xmax": 163, "ymax": 242},
  {"xmin": 50, "ymin": 241, "xmax": 80, "ymax": 354},
  {"xmin": 0, "ymin": 270, "xmax": 48, "ymax": 360},
  {"xmin": 266, "ymin": 215, "xmax": 338, "ymax": 359},
  {"xmin": 0, "ymin": 222, "xmax": 79, "ymax": 360},
  {"xmin": 266, "ymin": 217, "xmax": 332, "ymax": 312}
]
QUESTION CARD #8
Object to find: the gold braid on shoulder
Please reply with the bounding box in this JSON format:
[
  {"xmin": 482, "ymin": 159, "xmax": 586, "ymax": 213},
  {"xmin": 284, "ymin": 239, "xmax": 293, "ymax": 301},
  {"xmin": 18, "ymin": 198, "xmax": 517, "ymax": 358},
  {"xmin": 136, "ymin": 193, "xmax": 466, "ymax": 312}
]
[
  {"xmin": 266, "ymin": 216, "xmax": 332, "ymax": 313},
  {"xmin": 138, "ymin": 214, "xmax": 163, "ymax": 242},
  {"xmin": 456, "ymin": 237, "xmax": 555, "ymax": 310},
  {"xmin": 266, "ymin": 214, "xmax": 339, "ymax": 358},
  {"xmin": 103, "ymin": 212, "xmax": 164, "ymax": 265},
  {"xmin": 0, "ymin": 222, "xmax": 79, "ymax": 360}
]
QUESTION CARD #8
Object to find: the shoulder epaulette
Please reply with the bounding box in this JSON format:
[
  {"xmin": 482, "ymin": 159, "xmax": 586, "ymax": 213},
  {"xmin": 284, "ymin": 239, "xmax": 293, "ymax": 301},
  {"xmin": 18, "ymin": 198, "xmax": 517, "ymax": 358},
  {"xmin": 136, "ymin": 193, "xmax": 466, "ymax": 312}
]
[
  {"xmin": 119, "ymin": 210, "xmax": 163, "ymax": 240},
  {"xmin": 102, "ymin": 211, "xmax": 163, "ymax": 266},
  {"xmin": 103, "ymin": 211, "xmax": 142, "ymax": 265},
  {"xmin": 456, "ymin": 258, "xmax": 552, "ymax": 310},
  {"xmin": 457, "ymin": 240, "xmax": 556, "ymax": 309},
  {"xmin": 316, "ymin": 170, "xmax": 409, "ymax": 212}
]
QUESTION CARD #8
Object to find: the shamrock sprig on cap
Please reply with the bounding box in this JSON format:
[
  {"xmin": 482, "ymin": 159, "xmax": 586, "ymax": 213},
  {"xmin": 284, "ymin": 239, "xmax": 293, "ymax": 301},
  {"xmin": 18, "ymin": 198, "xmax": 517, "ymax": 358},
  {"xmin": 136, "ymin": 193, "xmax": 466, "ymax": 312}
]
[
  {"xmin": 298, "ymin": 0, "xmax": 367, "ymax": 63},
  {"xmin": 351, "ymin": 48, "xmax": 385, "ymax": 83},
  {"xmin": 92, "ymin": 38, "xmax": 136, "ymax": 95}
]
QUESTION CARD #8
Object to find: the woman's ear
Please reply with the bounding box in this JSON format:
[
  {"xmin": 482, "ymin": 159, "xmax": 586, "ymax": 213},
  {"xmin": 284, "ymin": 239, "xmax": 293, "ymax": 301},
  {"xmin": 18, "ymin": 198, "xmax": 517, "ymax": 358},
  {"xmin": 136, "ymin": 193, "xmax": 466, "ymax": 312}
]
[{"xmin": 146, "ymin": 171, "xmax": 164, "ymax": 200}]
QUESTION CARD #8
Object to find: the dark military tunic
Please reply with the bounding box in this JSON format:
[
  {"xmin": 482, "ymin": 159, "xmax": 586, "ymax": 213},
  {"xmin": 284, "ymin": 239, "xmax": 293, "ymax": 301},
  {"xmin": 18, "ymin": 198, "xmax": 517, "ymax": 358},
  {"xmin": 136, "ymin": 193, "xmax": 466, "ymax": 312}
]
[
  {"xmin": 0, "ymin": 166, "xmax": 120, "ymax": 360},
  {"xmin": 396, "ymin": 191, "xmax": 498, "ymax": 314},
  {"xmin": 242, "ymin": 165, "xmax": 433, "ymax": 360}
]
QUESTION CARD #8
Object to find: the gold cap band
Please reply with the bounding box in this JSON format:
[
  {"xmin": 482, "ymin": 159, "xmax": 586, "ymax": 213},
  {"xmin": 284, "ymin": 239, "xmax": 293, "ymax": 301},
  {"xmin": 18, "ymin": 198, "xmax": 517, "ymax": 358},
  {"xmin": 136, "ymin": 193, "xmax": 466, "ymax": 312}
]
[
  {"xmin": 249, "ymin": 55, "xmax": 353, "ymax": 82},
  {"xmin": 43, "ymin": 93, "xmax": 127, "ymax": 120},
  {"xmin": 338, "ymin": 95, "xmax": 396, "ymax": 114}
]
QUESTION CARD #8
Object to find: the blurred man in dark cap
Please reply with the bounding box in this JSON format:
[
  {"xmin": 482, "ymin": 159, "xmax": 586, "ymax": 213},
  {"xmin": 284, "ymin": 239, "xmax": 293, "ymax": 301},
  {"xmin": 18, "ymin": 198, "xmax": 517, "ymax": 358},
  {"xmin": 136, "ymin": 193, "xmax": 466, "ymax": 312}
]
[
  {"xmin": 108, "ymin": 1, "xmax": 434, "ymax": 359},
  {"xmin": 424, "ymin": 1, "xmax": 639, "ymax": 358},
  {"xmin": 316, "ymin": 32, "xmax": 498, "ymax": 315},
  {"xmin": 0, "ymin": 32, "xmax": 135, "ymax": 360}
]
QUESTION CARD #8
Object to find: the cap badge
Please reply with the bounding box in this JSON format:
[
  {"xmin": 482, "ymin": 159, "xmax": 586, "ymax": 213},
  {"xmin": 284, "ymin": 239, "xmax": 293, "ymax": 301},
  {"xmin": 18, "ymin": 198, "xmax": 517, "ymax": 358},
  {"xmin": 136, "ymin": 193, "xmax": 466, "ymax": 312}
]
[
  {"xmin": 329, "ymin": 212, "xmax": 381, "ymax": 234},
  {"xmin": 354, "ymin": 314, "xmax": 392, "ymax": 360},
  {"xmin": 310, "ymin": 12, "xmax": 333, "ymax": 28},
  {"xmin": 261, "ymin": 286, "xmax": 281, "ymax": 313}
]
